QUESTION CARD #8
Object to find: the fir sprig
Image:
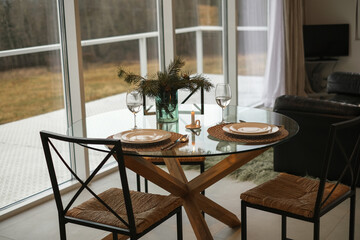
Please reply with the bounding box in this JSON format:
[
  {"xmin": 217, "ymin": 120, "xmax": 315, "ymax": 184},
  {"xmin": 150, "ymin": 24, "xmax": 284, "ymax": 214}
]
[{"xmin": 117, "ymin": 56, "xmax": 214, "ymax": 98}]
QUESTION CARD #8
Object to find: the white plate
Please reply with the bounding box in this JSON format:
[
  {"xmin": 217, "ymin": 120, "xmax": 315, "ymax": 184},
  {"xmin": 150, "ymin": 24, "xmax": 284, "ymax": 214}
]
[
  {"xmin": 230, "ymin": 122, "xmax": 271, "ymax": 134},
  {"xmin": 113, "ymin": 129, "xmax": 172, "ymax": 144},
  {"xmin": 223, "ymin": 122, "xmax": 279, "ymax": 136}
]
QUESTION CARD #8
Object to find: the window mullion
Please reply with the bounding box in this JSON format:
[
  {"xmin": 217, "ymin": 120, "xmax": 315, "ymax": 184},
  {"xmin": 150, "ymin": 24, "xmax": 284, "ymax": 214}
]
[
  {"xmin": 58, "ymin": 0, "xmax": 89, "ymax": 179},
  {"xmin": 222, "ymin": 0, "xmax": 238, "ymax": 105},
  {"xmin": 157, "ymin": 0, "xmax": 175, "ymax": 71}
]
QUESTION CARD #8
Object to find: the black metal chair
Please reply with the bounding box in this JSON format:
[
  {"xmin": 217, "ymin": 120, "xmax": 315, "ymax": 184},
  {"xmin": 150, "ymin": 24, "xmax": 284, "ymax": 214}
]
[
  {"xmin": 40, "ymin": 130, "xmax": 183, "ymax": 240},
  {"xmin": 240, "ymin": 116, "xmax": 360, "ymax": 240}
]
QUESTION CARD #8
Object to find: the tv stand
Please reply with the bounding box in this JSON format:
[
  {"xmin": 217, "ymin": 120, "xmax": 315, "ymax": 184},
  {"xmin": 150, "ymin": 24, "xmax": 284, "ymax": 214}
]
[{"xmin": 305, "ymin": 59, "xmax": 338, "ymax": 92}]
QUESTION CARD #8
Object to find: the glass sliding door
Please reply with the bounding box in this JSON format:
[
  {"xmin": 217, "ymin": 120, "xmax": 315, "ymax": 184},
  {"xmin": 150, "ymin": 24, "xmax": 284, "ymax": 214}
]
[
  {"xmin": 237, "ymin": 0, "xmax": 268, "ymax": 106},
  {"xmin": 79, "ymin": 0, "xmax": 159, "ymax": 115},
  {"xmin": 0, "ymin": 0, "xmax": 69, "ymax": 211},
  {"xmin": 77, "ymin": 0, "xmax": 159, "ymax": 171},
  {"xmin": 174, "ymin": 0, "xmax": 223, "ymax": 106}
]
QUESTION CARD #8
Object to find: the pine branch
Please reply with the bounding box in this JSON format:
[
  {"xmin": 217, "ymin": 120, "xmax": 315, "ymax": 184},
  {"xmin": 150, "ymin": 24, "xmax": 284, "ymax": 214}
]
[
  {"xmin": 117, "ymin": 57, "xmax": 214, "ymax": 99},
  {"xmin": 117, "ymin": 68, "xmax": 145, "ymax": 85},
  {"xmin": 167, "ymin": 56, "xmax": 185, "ymax": 76}
]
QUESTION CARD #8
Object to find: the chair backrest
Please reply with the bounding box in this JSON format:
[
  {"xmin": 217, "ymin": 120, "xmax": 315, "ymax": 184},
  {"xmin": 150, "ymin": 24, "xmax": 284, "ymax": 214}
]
[
  {"xmin": 314, "ymin": 116, "xmax": 360, "ymax": 216},
  {"xmin": 40, "ymin": 130, "xmax": 137, "ymax": 235}
]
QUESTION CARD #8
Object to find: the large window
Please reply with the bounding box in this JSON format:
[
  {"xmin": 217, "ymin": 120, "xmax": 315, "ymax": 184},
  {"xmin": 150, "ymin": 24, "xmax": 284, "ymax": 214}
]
[
  {"xmin": 0, "ymin": 0, "xmax": 68, "ymax": 211},
  {"xmin": 77, "ymin": 0, "xmax": 160, "ymax": 171},
  {"xmin": 79, "ymin": 0, "xmax": 159, "ymax": 117},
  {"xmin": 0, "ymin": 0, "xmax": 269, "ymax": 215},
  {"xmin": 174, "ymin": 0, "xmax": 223, "ymax": 106},
  {"xmin": 174, "ymin": 0, "xmax": 223, "ymax": 75}
]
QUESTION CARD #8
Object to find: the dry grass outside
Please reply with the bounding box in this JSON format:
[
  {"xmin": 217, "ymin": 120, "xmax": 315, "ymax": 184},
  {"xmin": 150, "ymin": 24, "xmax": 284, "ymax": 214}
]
[
  {"xmin": 182, "ymin": 53, "xmax": 266, "ymax": 76},
  {"xmin": 198, "ymin": 4, "xmax": 220, "ymax": 26},
  {"xmin": 0, "ymin": 67, "xmax": 64, "ymax": 124},
  {"xmin": 0, "ymin": 54, "xmax": 265, "ymax": 125}
]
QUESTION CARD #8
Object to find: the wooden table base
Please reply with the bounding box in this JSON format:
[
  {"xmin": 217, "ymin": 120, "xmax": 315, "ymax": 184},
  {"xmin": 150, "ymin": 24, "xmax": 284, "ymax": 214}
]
[{"xmin": 124, "ymin": 147, "xmax": 269, "ymax": 240}]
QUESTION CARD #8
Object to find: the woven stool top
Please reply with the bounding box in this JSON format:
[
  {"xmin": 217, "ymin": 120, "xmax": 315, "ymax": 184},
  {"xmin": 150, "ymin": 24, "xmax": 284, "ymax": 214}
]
[
  {"xmin": 240, "ymin": 173, "xmax": 350, "ymax": 218},
  {"xmin": 67, "ymin": 188, "xmax": 182, "ymax": 233}
]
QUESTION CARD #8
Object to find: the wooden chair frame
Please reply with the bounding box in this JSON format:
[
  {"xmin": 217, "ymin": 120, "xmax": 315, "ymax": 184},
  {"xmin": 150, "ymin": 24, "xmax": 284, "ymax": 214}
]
[
  {"xmin": 40, "ymin": 130, "xmax": 182, "ymax": 240},
  {"xmin": 241, "ymin": 116, "xmax": 360, "ymax": 240}
]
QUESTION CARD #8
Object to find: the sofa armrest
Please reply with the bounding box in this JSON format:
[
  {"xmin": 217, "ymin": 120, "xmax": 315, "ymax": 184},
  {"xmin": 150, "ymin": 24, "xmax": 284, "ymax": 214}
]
[
  {"xmin": 327, "ymin": 72, "xmax": 360, "ymax": 96},
  {"xmin": 273, "ymin": 94, "xmax": 360, "ymax": 185},
  {"xmin": 273, "ymin": 95, "xmax": 360, "ymax": 117}
]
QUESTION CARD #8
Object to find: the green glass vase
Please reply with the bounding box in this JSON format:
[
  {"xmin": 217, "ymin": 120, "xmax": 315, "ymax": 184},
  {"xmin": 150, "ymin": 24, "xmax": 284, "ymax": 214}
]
[{"xmin": 155, "ymin": 90, "xmax": 178, "ymax": 123}]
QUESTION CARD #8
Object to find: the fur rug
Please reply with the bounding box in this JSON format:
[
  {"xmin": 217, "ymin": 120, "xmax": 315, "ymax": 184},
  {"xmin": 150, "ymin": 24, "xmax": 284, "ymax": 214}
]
[{"xmin": 187, "ymin": 148, "xmax": 278, "ymax": 185}]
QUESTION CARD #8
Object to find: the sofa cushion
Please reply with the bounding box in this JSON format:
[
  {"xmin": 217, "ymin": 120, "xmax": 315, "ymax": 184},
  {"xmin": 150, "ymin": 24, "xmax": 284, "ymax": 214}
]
[{"xmin": 327, "ymin": 72, "xmax": 360, "ymax": 96}]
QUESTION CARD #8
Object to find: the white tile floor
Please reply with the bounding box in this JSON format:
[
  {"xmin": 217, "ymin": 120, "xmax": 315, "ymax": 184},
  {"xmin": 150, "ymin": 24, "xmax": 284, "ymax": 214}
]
[{"xmin": 0, "ymin": 169, "xmax": 359, "ymax": 240}]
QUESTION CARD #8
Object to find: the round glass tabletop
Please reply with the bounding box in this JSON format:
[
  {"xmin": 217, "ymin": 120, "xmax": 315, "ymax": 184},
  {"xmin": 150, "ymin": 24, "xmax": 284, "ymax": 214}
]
[{"xmin": 68, "ymin": 104, "xmax": 298, "ymax": 158}]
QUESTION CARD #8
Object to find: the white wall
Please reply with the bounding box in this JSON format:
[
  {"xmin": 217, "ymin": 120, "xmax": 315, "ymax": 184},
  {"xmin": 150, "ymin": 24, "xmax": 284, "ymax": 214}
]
[{"xmin": 304, "ymin": 0, "xmax": 360, "ymax": 73}]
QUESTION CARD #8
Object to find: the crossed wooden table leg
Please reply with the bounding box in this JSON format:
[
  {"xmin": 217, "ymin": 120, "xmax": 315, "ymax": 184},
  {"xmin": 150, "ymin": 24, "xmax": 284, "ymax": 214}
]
[{"xmin": 124, "ymin": 147, "xmax": 269, "ymax": 240}]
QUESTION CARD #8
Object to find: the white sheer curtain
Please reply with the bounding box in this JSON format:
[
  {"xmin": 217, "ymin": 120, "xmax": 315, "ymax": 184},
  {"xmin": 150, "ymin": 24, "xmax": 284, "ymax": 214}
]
[
  {"xmin": 261, "ymin": 0, "xmax": 285, "ymax": 107},
  {"xmin": 237, "ymin": 0, "xmax": 269, "ymax": 107}
]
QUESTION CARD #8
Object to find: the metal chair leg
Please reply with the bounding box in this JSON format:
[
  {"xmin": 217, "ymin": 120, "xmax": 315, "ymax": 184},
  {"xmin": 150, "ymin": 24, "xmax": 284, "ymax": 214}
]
[
  {"xmin": 314, "ymin": 219, "xmax": 320, "ymax": 240},
  {"xmin": 349, "ymin": 194, "xmax": 356, "ymax": 240},
  {"xmin": 136, "ymin": 174, "xmax": 141, "ymax": 192},
  {"xmin": 281, "ymin": 215, "xmax": 287, "ymax": 240},
  {"xmin": 112, "ymin": 232, "xmax": 118, "ymax": 240},
  {"xmin": 241, "ymin": 201, "xmax": 247, "ymax": 240},
  {"xmin": 200, "ymin": 162, "xmax": 205, "ymax": 196},
  {"xmin": 145, "ymin": 178, "xmax": 148, "ymax": 193},
  {"xmin": 59, "ymin": 219, "xmax": 66, "ymax": 240},
  {"xmin": 176, "ymin": 208, "xmax": 183, "ymax": 240}
]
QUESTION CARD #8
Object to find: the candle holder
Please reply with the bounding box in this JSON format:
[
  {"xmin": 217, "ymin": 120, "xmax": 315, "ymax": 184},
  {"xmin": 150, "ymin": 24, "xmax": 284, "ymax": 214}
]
[
  {"xmin": 186, "ymin": 111, "xmax": 201, "ymax": 129},
  {"xmin": 186, "ymin": 120, "xmax": 201, "ymax": 129}
]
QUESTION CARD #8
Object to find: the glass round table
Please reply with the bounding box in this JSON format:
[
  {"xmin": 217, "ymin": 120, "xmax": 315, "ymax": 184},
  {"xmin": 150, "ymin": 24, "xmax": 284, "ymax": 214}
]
[
  {"xmin": 69, "ymin": 104, "xmax": 298, "ymax": 157},
  {"xmin": 69, "ymin": 104, "xmax": 298, "ymax": 240}
]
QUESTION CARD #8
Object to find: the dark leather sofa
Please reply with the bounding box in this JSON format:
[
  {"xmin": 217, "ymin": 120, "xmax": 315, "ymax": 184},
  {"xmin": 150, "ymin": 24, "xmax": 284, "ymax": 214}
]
[{"xmin": 273, "ymin": 72, "xmax": 360, "ymax": 186}]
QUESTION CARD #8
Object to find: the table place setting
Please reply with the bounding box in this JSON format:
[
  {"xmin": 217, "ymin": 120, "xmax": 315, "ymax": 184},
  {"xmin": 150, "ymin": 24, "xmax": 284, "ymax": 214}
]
[
  {"xmin": 207, "ymin": 121, "xmax": 289, "ymax": 144},
  {"xmin": 109, "ymin": 129, "xmax": 189, "ymax": 152},
  {"xmin": 116, "ymin": 129, "xmax": 172, "ymax": 144},
  {"xmin": 222, "ymin": 122, "xmax": 279, "ymax": 136}
]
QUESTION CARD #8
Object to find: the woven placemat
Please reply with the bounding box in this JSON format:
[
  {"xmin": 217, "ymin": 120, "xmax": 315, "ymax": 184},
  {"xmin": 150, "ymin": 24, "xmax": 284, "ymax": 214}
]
[
  {"xmin": 108, "ymin": 131, "xmax": 185, "ymax": 152},
  {"xmin": 207, "ymin": 123, "xmax": 289, "ymax": 144}
]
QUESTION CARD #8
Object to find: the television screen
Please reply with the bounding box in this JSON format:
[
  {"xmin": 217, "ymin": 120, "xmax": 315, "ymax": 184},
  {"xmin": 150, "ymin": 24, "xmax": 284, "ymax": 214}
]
[{"xmin": 303, "ymin": 24, "xmax": 349, "ymax": 59}]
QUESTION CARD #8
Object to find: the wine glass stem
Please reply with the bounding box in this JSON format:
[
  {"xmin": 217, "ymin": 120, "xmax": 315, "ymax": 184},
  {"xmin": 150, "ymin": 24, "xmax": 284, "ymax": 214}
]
[
  {"xmin": 134, "ymin": 114, "xmax": 137, "ymax": 129},
  {"xmin": 222, "ymin": 108, "xmax": 225, "ymax": 123}
]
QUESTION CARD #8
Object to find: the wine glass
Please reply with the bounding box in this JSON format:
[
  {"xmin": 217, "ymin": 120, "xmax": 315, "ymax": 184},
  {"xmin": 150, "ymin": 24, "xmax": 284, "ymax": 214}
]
[
  {"xmin": 215, "ymin": 83, "xmax": 231, "ymax": 124},
  {"xmin": 126, "ymin": 90, "xmax": 142, "ymax": 129}
]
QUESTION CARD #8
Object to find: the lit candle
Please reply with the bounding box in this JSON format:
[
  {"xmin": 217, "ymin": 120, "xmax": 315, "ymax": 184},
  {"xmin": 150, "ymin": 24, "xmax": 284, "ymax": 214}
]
[{"xmin": 191, "ymin": 111, "xmax": 195, "ymax": 125}]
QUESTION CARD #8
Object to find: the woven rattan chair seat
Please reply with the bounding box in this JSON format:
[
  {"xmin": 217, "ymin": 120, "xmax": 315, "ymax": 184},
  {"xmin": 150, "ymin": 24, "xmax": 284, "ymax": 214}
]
[
  {"xmin": 240, "ymin": 173, "xmax": 350, "ymax": 218},
  {"xmin": 66, "ymin": 188, "xmax": 182, "ymax": 233},
  {"xmin": 143, "ymin": 156, "xmax": 205, "ymax": 163}
]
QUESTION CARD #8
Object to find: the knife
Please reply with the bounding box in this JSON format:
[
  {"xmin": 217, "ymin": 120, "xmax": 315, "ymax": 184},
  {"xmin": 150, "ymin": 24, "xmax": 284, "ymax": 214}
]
[{"xmin": 161, "ymin": 135, "xmax": 188, "ymax": 150}]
